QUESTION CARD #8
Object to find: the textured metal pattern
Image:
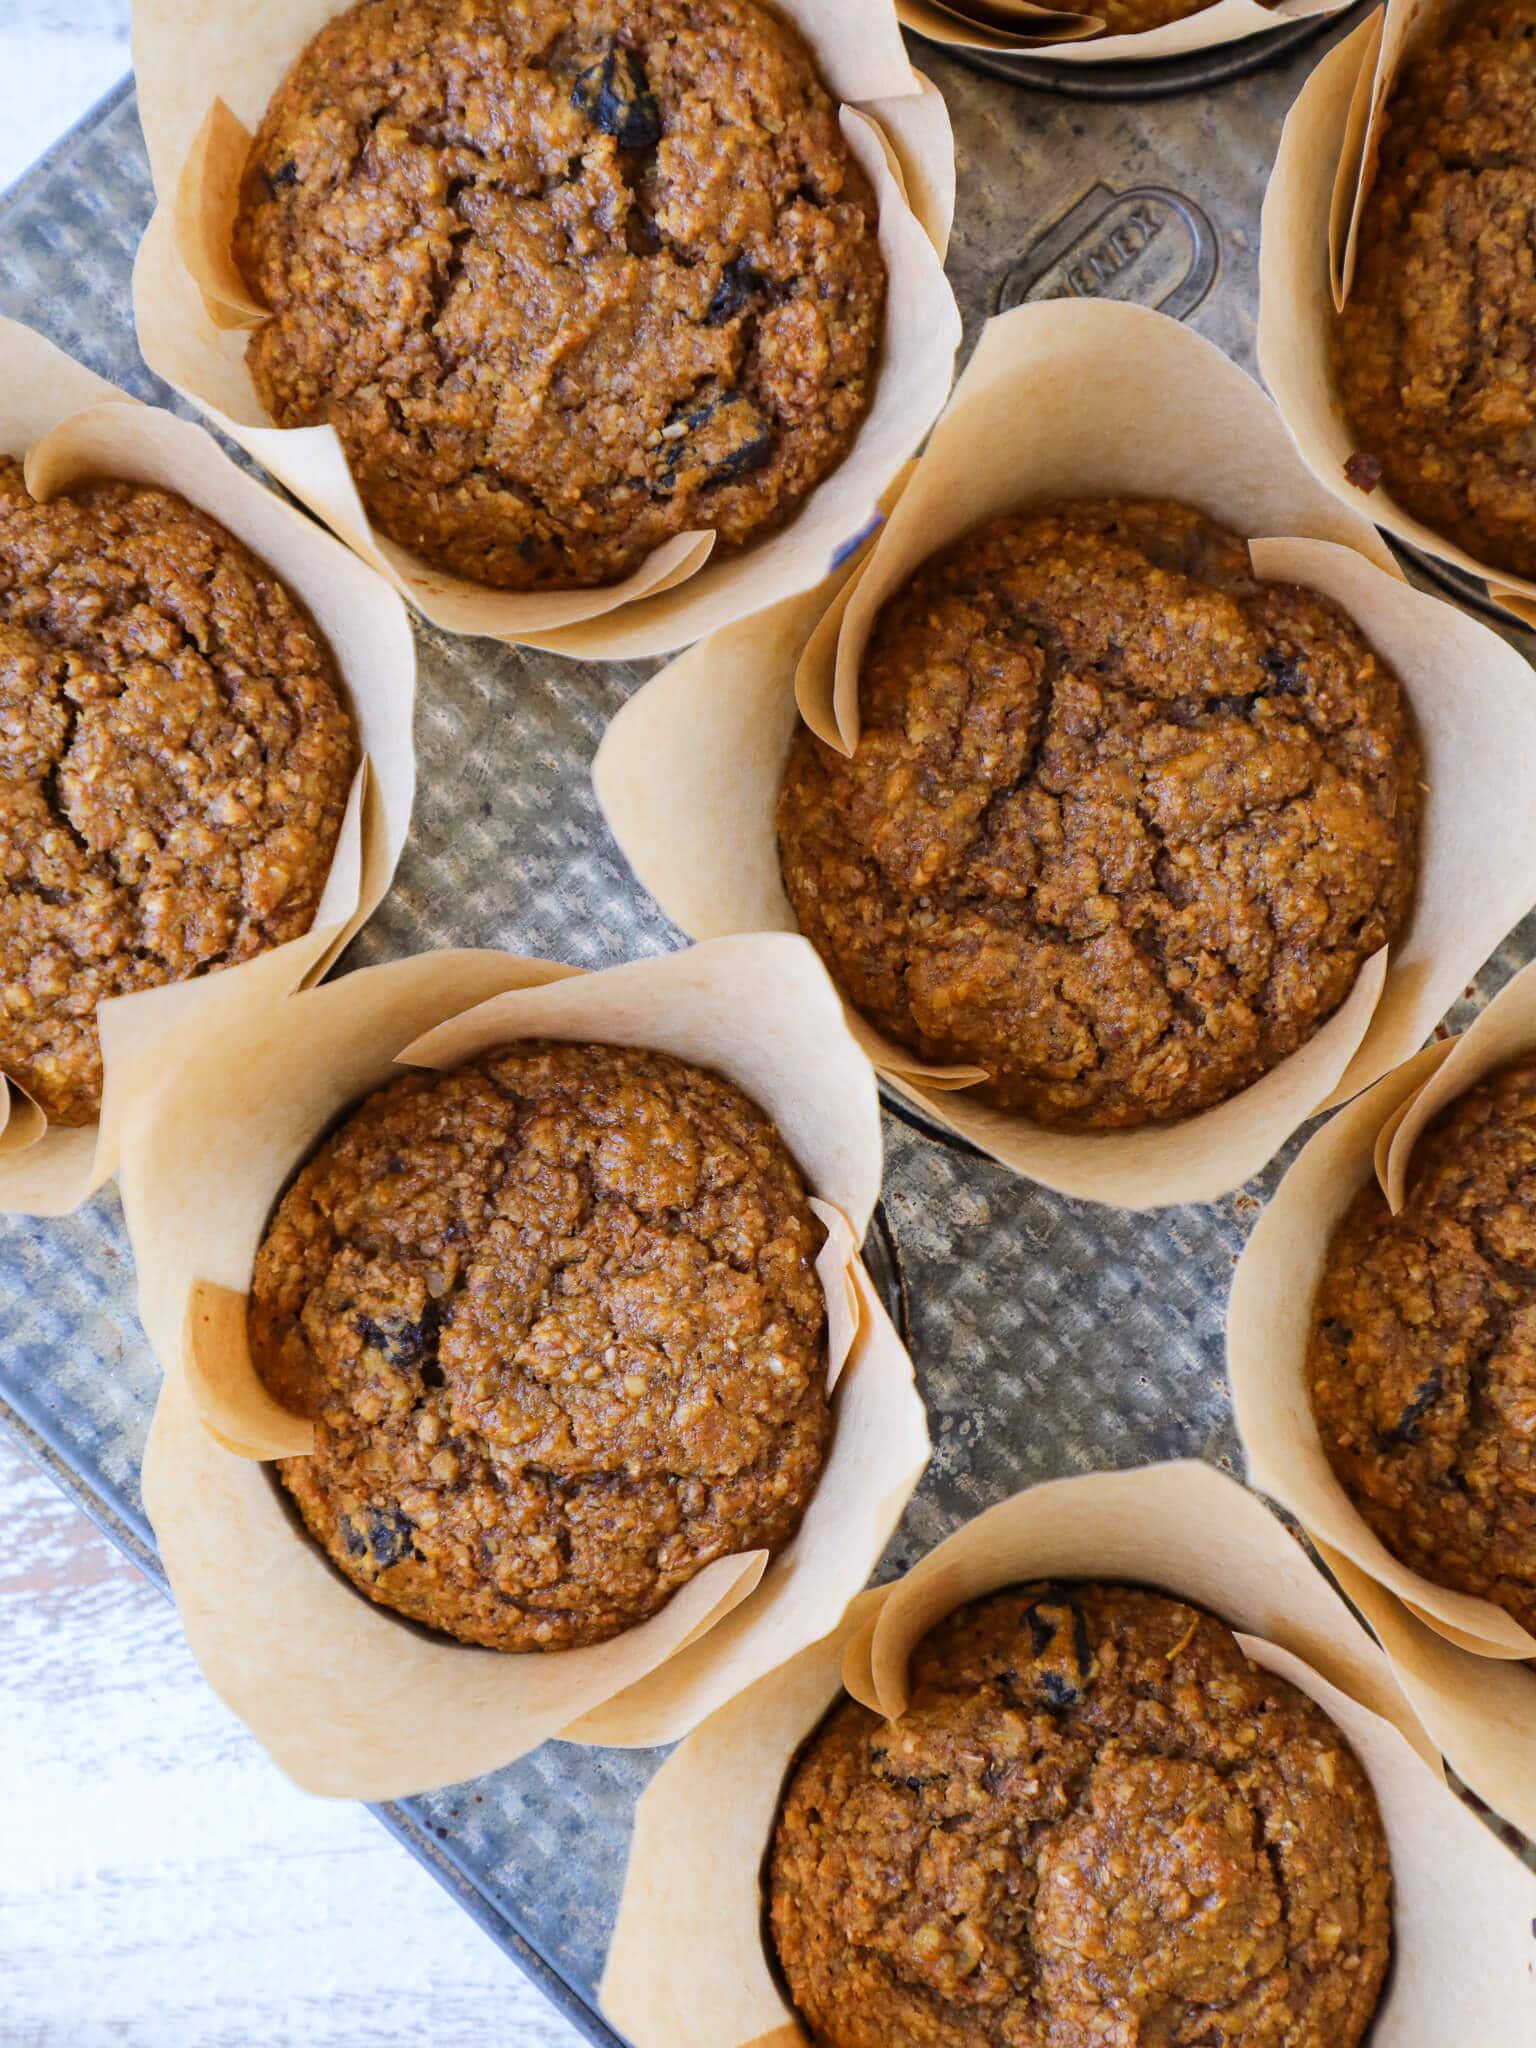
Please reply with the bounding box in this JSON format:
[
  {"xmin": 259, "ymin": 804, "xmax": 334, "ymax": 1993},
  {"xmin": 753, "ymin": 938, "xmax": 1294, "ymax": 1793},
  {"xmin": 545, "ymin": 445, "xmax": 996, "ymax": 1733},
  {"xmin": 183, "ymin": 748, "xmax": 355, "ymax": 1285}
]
[{"xmin": 2, "ymin": 38, "xmax": 1534, "ymax": 2043}]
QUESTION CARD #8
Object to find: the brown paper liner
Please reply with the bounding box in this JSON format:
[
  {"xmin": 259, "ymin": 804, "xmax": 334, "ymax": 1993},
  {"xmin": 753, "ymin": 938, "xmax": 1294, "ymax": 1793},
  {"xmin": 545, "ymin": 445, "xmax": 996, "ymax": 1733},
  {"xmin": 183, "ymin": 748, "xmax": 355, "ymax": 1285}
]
[
  {"xmin": 125, "ymin": 937, "xmax": 929, "ymax": 1797},
  {"xmin": 899, "ymin": 0, "xmax": 1350, "ymax": 66},
  {"xmin": 129, "ymin": 0, "xmax": 961, "ymax": 659},
  {"xmin": 597, "ymin": 299, "xmax": 1536, "ymax": 1207},
  {"xmin": 1260, "ymin": 2, "xmax": 1536, "ymax": 630},
  {"xmin": 0, "ymin": 318, "xmax": 415, "ymax": 1218},
  {"xmin": 1231, "ymin": 960, "xmax": 1536, "ymax": 1828},
  {"xmin": 1231, "ymin": 1018, "xmax": 1536, "ymax": 1661},
  {"xmin": 603, "ymin": 1462, "xmax": 1536, "ymax": 2048}
]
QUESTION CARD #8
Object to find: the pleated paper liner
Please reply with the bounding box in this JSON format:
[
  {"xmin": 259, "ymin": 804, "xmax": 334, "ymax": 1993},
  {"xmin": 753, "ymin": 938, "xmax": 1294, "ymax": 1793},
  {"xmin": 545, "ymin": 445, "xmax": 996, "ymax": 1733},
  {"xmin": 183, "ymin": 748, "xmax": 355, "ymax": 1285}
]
[
  {"xmin": 596, "ymin": 299, "xmax": 1536, "ymax": 1207},
  {"xmin": 1260, "ymin": 0, "xmax": 1536, "ymax": 632},
  {"xmin": 129, "ymin": 0, "xmax": 962, "ymax": 658},
  {"xmin": 124, "ymin": 936, "xmax": 929, "ymax": 1798},
  {"xmin": 1233, "ymin": 959, "xmax": 1536, "ymax": 1838},
  {"xmin": 899, "ymin": 0, "xmax": 1353, "ymax": 68},
  {"xmin": 603, "ymin": 1462, "xmax": 1536, "ymax": 2048},
  {"xmin": 0, "ymin": 318, "xmax": 415, "ymax": 1218}
]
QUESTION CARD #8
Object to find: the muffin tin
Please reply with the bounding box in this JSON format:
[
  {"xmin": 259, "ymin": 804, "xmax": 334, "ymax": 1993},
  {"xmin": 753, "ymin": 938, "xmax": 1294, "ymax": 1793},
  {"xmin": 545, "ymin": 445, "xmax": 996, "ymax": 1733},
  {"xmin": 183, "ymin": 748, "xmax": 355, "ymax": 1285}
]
[{"xmin": 3, "ymin": 25, "xmax": 1535, "ymax": 2048}]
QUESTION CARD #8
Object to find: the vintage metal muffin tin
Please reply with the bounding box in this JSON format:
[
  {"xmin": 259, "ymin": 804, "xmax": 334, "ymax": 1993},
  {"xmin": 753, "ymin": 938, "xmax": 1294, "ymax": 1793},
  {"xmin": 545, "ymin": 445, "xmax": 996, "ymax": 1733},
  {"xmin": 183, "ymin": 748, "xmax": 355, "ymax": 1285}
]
[{"xmin": 2, "ymin": 22, "xmax": 1533, "ymax": 2046}]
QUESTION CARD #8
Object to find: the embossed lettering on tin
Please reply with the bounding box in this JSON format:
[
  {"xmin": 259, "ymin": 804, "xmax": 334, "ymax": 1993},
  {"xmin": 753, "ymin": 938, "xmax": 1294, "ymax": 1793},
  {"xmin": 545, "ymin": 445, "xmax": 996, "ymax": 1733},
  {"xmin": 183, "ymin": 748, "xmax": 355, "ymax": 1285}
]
[{"xmin": 999, "ymin": 183, "xmax": 1218, "ymax": 322}]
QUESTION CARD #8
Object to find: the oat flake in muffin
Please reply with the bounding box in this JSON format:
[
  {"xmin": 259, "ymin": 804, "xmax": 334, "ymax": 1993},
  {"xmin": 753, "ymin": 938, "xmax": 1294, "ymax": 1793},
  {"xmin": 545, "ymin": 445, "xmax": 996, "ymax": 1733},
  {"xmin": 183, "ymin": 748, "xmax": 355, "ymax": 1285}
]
[
  {"xmin": 249, "ymin": 1040, "xmax": 830, "ymax": 1652},
  {"xmin": 769, "ymin": 1581, "xmax": 1392, "ymax": 2048},
  {"xmin": 777, "ymin": 499, "xmax": 1421, "ymax": 1130},
  {"xmin": 233, "ymin": 0, "xmax": 888, "ymax": 591},
  {"xmin": 1335, "ymin": 0, "xmax": 1536, "ymax": 583},
  {"xmin": 1308, "ymin": 1054, "xmax": 1536, "ymax": 1636},
  {"xmin": 0, "ymin": 457, "xmax": 355, "ymax": 1127}
]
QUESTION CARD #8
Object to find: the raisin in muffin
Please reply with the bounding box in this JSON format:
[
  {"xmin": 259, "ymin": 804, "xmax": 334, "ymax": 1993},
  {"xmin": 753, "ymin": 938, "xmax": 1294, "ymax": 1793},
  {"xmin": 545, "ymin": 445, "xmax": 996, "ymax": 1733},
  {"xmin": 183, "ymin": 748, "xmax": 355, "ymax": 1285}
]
[
  {"xmin": 233, "ymin": 0, "xmax": 887, "ymax": 590},
  {"xmin": 249, "ymin": 1040, "xmax": 830, "ymax": 1652},
  {"xmin": 1309, "ymin": 1054, "xmax": 1536, "ymax": 1635},
  {"xmin": 770, "ymin": 1582, "xmax": 1393, "ymax": 2048},
  {"xmin": 0, "ymin": 457, "xmax": 354, "ymax": 1125},
  {"xmin": 1336, "ymin": 0, "xmax": 1536, "ymax": 582},
  {"xmin": 778, "ymin": 499, "xmax": 1420, "ymax": 1129}
]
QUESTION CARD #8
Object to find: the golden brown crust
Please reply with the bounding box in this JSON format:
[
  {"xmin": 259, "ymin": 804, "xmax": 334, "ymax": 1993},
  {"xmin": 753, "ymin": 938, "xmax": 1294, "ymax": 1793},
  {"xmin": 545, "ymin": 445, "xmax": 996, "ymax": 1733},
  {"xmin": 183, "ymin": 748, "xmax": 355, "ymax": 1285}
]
[
  {"xmin": 1336, "ymin": 0, "xmax": 1536, "ymax": 582},
  {"xmin": 1308, "ymin": 1055, "xmax": 1536, "ymax": 1634},
  {"xmin": 777, "ymin": 499, "xmax": 1420, "ymax": 1130},
  {"xmin": 0, "ymin": 457, "xmax": 354, "ymax": 1126},
  {"xmin": 233, "ymin": 0, "xmax": 887, "ymax": 591},
  {"xmin": 769, "ymin": 1582, "xmax": 1392, "ymax": 2048},
  {"xmin": 250, "ymin": 1041, "xmax": 830, "ymax": 1652}
]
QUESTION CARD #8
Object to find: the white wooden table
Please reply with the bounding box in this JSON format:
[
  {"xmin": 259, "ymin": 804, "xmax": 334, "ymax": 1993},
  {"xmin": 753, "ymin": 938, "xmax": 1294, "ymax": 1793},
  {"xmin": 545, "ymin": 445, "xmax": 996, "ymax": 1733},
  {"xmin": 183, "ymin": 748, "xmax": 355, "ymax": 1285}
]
[{"xmin": 0, "ymin": 10, "xmax": 584, "ymax": 2042}]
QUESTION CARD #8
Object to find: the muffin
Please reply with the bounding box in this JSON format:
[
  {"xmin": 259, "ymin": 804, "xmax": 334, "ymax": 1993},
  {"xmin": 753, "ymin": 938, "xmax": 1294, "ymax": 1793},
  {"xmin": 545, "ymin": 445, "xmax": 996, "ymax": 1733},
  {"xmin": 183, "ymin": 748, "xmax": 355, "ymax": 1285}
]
[
  {"xmin": 0, "ymin": 458, "xmax": 354, "ymax": 1126},
  {"xmin": 1308, "ymin": 1055, "xmax": 1536, "ymax": 1635},
  {"xmin": 232, "ymin": 0, "xmax": 887, "ymax": 592},
  {"xmin": 249, "ymin": 1040, "xmax": 831, "ymax": 1652},
  {"xmin": 1335, "ymin": 0, "xmax": 1536, "ymax": 582},
  {"xmin": 769, "ymin": 1581, "xmax": 1393, "ymax": 2048},
  {"xmin": 777, "ymin": 499, "xmax": 1421, "ymax": 1130}
]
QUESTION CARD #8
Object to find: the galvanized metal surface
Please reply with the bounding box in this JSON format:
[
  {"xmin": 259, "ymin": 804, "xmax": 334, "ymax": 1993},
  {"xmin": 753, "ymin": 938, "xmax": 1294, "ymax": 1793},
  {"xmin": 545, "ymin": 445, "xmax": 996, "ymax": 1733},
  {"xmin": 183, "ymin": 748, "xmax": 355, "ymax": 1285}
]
[{"xmin": 2, "ymin": 32, "xmax": 1533, "ymax": 2044}]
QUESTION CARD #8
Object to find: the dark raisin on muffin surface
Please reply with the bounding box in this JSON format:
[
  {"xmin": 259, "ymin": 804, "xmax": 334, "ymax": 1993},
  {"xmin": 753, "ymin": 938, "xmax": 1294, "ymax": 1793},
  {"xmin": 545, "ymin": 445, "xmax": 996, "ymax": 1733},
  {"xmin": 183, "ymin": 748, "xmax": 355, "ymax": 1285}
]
[
  {"xmin": 250, "ymin": 1041, "xmax": 830, "ymax": 1652},
  {"xmin": 234, "ymin": 0, "xmax": 888, "ymax": 590},
  {"xmin": 770, "ymin": 1582, "xmax": 1393, "ymax": 2048}
]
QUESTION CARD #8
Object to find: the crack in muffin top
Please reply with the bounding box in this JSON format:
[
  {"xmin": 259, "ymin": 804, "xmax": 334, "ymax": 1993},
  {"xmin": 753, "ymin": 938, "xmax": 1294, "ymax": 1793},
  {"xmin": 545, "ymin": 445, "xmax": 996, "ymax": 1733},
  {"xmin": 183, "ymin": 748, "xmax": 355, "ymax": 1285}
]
[
  {"xmin": 769, "ymin": 1582, "xmax": 1392, "ymax": 2048},
  {"xmin": 0, "ymin": 456, "xmax": 355, "ymax": 1126},
  {"xmin": 1309, "ymin": 1054, "xmax": 1536, "ymax": 1635},
  {"xmin": 233, "ymin": 0, "xmax": 887, "ymax": 591},
  {"xmin": 250, "ymin": 1040, "xmax": 830, "ymax": 1652},
  {"xmin": 1335, "ymin": 0, "xmax": 1536, "ymax": 582},
  {"xmin": 777, "ymin": 499, "xmax": 1421, "ymax": 1130}
]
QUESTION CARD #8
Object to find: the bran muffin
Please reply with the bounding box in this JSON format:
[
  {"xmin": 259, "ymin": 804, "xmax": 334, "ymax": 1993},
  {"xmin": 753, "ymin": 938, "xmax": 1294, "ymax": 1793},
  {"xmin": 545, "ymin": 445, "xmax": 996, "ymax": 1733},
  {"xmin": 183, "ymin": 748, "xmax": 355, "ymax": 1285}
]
[
  {"xmin": 0, "ymin": 457, "xmax": 355, "ymax": 1127},
  {"xmin": 1308, "ymin": 1055, "xmax": 1536, "ymax": 1635},
  {"xmin": 769, "ymin": 1582, "xmax": 1393, "ymax": 2048},
  {"xmin": 1335, "ymin": 0, "xmax": 1536, "ymax": 582},
  {"xmin": 777, "ymin": 499, "xmax": 1420, "ymax": 1130},
  {"xmin": 249, "ymin": 1040, "xmax": 831, "ymax": 1652},
  {"xmin": 233, "ymin": 0, "xmax": 888, "ymax": 592}
]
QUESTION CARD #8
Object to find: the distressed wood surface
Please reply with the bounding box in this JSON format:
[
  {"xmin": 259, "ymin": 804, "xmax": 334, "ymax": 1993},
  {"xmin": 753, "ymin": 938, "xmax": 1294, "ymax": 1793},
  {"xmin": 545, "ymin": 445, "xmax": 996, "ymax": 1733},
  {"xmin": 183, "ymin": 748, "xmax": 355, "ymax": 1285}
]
[{"xmin": 0, "ymin": 1431, "xmax": 587, "ymax": 2045}]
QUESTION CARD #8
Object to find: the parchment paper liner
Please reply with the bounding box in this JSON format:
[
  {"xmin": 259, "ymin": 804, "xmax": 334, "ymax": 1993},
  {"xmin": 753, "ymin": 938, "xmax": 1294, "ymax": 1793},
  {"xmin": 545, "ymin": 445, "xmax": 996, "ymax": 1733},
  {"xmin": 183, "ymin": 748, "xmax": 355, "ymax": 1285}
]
[
  {"xmin": 603, "ymin": 1459, "xmax": 1536, "ymax": 2048},
  {"xmin": 1260, "ymin": 3, "xmax": 1536, "ymax": 630},
  {"xmin": 1233, "ymin": 957, "xmax": 1536, "ymax": 1833},
  {"xmin": 128, "ymin": 0, "xmax": 961, "ymax": 660},
  {"xmin": 595, "ymin": 298, "xmax": 1536, "ymax": 1208},
  {"xmin": 898, "ymin": 0, "xmax": 1350, "ymax": 67},
  {"xmin": 126, "ymin": 935, "xmax": 929, "ymax": 1798},
  {"xmin": 0, "ymin": 318, "xmax": 415, "ymax": 1218}
]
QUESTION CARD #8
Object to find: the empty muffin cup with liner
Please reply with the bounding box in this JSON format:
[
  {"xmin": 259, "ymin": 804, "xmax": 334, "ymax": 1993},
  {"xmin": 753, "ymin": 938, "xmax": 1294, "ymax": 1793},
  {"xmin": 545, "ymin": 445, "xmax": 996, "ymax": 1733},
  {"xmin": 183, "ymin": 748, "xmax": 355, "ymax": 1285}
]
[
  {"xmin": 0, "ymin": 318, "xmax": 414, "ymax": 1219},
  {"xmin": 128, "ymin": 0, "xmax": 960, "ymax": 659},
  {"xmin": 1232, "ymin": 954, "xmax": 1536, "ymax": 1841},
  {"xmin": 1262, "ymin": 0, "xmax": 1536, "ymax": 627},
  {"xmin": 601, "ymin": 1461, "xmax": 1536, "ymax": 2048},
  {"xmin": 595, "ymin": 298, "xmax": 1536, "ymax": 1209},
  {"xmin": 122, "ymin": 934, "xmax": 927, "ymax": 1798},
  {"xmin": 897, "ymin": 0, "xmax": 1353, "ymax": 68}
]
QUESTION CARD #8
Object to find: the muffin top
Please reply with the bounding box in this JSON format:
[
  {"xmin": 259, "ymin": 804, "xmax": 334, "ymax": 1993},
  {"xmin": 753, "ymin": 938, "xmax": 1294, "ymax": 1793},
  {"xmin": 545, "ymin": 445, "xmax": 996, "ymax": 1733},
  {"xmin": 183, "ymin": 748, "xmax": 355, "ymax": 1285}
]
[
  {"xmin": 777, "ymin": 499, "xmax": 1420, "ymax": 1130},
  {"xmin": 1335, "ymin": 0, "xmax": 1536, "ymax": 581},
  {"xmin": 233, "ymin": 0, "xmax": 887, "ymax": 592},
  {"xmin": 250, "ymin": 1041, "xmax": 830, "ymax": 1652},
  {"xmin": 770, "ymin": 1581, "xmax": 1392, "ymax": 2048},
  {"xmin": 1309, "ymin": 1054, "xmax": 1536, "ymax": 1634},
  {"xmin": 0, "ymin": 457, "xmax": 354, "ymax": 1126}
]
